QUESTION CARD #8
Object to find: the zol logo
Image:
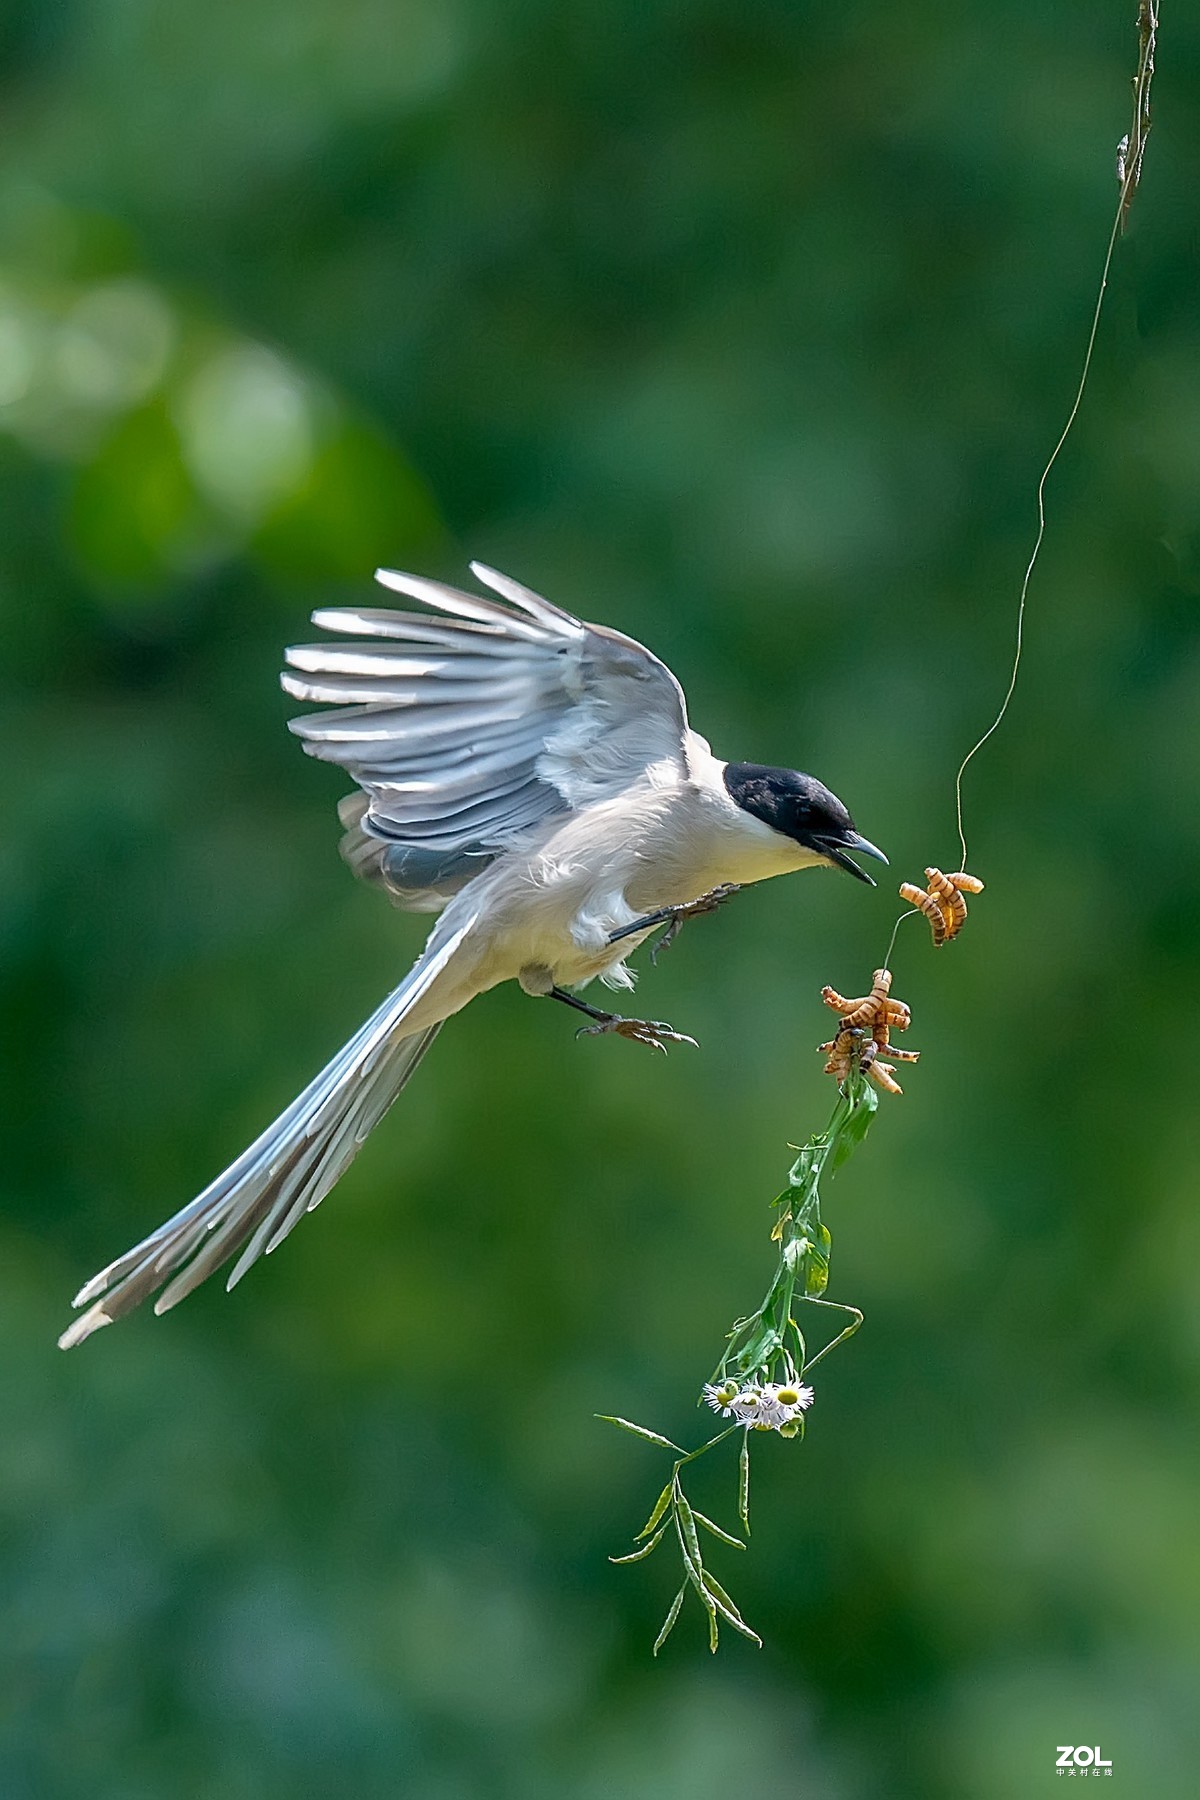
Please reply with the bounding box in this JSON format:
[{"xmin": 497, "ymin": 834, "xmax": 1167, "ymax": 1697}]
[{"xmin": 1056, "ymin": 1745, "xmax": 1113, "ymax": 1777}]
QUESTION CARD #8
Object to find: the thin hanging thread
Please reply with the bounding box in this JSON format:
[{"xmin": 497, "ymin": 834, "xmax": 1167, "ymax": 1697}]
[
  {"xmin": 877, "ymin": 4, "xmax": 1160, "ymax": 971},
  {"xmin": 880, "ymin": 906, "xmax": 908, "ymax": 973},
  {"xmin": 951, "ymin": 0, "xmax": 1158, "ymax": 872},
  {"xmin": 951, "ymin": 194, "xmax": 1123, "ymax": 872},
  {"xmin": 880, "ymin": 201, "xmax": 1116, "ymax": 973}
]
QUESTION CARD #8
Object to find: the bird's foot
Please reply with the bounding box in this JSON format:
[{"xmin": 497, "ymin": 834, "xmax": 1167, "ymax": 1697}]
[
  {"xmin": 606, "ymin": 883, "xmax": 742, "ymax": 960},
  {"xmin": 576, "ymin": 1013, "xmax": 699, "ymax": 1054},
  {"xmin": 649, "ymin": 883, "xmax": 742, "ymax": 964}
]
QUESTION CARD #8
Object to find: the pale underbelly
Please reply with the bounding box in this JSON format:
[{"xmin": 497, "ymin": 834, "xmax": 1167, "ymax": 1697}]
[
  {"xmin": 423, "ymin": 802, "xmax": 818, "ymax": 1004},
  {"xmin": 624, "ymin": 839, "xmax": 814, "ymax": 914}
]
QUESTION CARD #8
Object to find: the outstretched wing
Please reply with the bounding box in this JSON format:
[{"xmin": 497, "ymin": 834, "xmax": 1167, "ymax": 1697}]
[{"xmin": 282, "ymin": 563, "xmax": 689, "ymax": 889}]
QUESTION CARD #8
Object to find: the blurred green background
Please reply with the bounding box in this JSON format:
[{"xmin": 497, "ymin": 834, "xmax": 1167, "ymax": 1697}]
[{"xmin": 3, "ymin": 2, "xmax": 1199, "ymax": 1795}]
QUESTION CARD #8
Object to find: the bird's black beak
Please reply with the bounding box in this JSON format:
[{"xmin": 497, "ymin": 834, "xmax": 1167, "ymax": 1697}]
[{"xmin": 815, "ymin": 831, "xmax": 889, "ymax": 886}]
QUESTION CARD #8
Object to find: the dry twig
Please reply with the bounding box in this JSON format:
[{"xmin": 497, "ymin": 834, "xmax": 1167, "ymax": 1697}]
[{"xmin": 1118, "ymin": 2, "xmax": 1159, "ymax": 233}]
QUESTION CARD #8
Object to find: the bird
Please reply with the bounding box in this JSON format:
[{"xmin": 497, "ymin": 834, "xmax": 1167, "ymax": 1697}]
[{"xmin": 59, "ymin": 563, "xmax": 886, "ymax": 1349}]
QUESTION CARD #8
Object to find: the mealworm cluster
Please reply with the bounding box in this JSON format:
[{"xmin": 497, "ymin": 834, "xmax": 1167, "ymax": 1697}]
[
  {"xmin": 898, "ymin": 868, "xmax": 984, "ymax": 947},
  {"xmin": 818, "ymin": 967, "xmax": 919, "ymax": 1097}
]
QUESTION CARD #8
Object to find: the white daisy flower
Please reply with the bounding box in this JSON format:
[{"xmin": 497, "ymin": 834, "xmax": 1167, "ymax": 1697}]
[
  {"xmin": 765, "ymin": 1381, "xmax": 815, "ymax": 1420},
  {"xmin": 702, "ymin": 1380, "xmax": 740, "ymax": 1417},
  {"xmin": 756, "ymin": 1387, "xmax": 789, "ymax": 1427},
  {"xmin": 731, "ymin": 1386, "xmax": 766, "ymax": 1425}
]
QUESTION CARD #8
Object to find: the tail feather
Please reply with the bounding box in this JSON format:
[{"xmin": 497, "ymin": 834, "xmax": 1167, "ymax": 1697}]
[{"xmin": 59, "ymin": 922, "xmax": 471, "ymax": 1349}]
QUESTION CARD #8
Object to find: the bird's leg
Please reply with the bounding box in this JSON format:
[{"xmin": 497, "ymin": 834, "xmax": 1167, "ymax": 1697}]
[
  {"xmin": 546, "ymin": 987, "xmax": 698, "ymax": 1054},
  {"xmin": 606, "ymin": 883, "xmax": 742, "ymax": 965}
]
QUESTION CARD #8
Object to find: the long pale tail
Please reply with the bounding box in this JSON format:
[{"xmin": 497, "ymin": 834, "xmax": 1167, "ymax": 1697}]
[{"xmin": 59, "ymin": 921, "xmax": 473, "ymax": 1349}]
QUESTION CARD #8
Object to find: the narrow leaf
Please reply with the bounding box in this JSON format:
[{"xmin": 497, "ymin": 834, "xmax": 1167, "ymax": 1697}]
[
  {"xmin": 596, "ymin": 1415, "xmax": 684, "ymax": 1453},
  {"xmin": 703, "ymin": 1575, "xmax": 763, "ymax": 1647},
  {"xmin": 831, "ymin": 1083, "xmax": 878, "ymax": 1168},
  {"xmin": 804, "ymin": 1251, "xmax": 830, "ymax": 1298},
  {"xmin": 691, "ymin": 1509, "xmax": 745, "ymax": 1550},
  {"xmin": 636, "ymin": 1482, "xmax": 674, "ymax": 1540},
  {"xmin": 652, "ymin": 1583, "xmax": 687, "ymax": 1656},
  {"xmin": 673, "ymin": 1509, "xmax": 719, "ymax": 1650},
  {"xmin": 738, "ymin": 1432, "xmax": 751, "ymax": 1534},
  {"xmin": 735, "ymin": 1321, "xmax": 782, "ymax": 1371},
  {"xmin": 675, "ymin": 1491, "xmax": 705, "ymax": 1578},
  {"xmin": 609, "ymin": 1522, "xmax": 669, "ymax": 1564}
]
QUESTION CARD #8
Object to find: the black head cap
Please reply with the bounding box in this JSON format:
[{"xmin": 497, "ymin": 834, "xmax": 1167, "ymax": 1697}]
[{"xmin": 723, "ymin": 762, "xmax": 887, "ymax": 884}]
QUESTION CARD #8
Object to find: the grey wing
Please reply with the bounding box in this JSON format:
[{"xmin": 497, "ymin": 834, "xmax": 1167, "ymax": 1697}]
[{"xmin": 282, "ymin": 562, "xmax": 689, "ymax": 907}]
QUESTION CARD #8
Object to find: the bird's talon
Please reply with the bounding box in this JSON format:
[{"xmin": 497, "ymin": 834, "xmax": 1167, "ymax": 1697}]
[
  {"xmin": 648, "ymin": 919, "xmax": 681, "ymax": 966},
  {"xmin": 577, "ymin": 1014, "xmax": 698, "ymax": 1051},
  {"xmin": 615, "ymin": 883, "xmax": 743, "ymax": 960}
]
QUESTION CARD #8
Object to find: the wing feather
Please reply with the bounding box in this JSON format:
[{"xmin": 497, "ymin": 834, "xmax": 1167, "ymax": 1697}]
[
  {"xmin": 285, "ymin": 566, "xmax": 688, "ymax": 902},
  {"xmin": 282, "ymin": 671, "xmax": 539, "ymax": 709},
  {"xmin": 372, "ymin": 568, "xmax": 549, "ymax": 640},
  {"xmin": 310, "ymin": 608, "xmax": 530, "ymax": 650}
]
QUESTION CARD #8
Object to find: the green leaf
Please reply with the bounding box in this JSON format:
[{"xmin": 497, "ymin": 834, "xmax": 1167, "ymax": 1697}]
[
  {"xmin": 803, "ymin": 1222, "xmax": 832, "ymax": 1296},
  {"xmin": 831, "ymin": 1082, "xmax": 878, "ymax": 1169},
  {"xmin": 703, "ymin": 1574, "xmax": 763, "ymax": 1647},
  {"xmin": 596, "ymin": 1416, "xmax": 684, "ymax": 1453},
  {"xmin": 676, "ymin": 1547, "xmax": 719, "ymax": 1642},
  {"xmin": 690, "ymin": 1509, "xmax": 745, "ymax": 1550},
  {"xmin": 609, "ymin": 1522, "xmax": 669, "ymax": 1563},
  {"xmin": 788, "ymin": 1137, "xmax": 826, "ymax": 1190},
  {"xmin": 675, "ymin": 1492, "xmax": 705, "ymax": 1580},
  {"xmin": 636, "ymin": 1482, "xmax": 674, "ymax": 1540},
  {"xmin": 652, "ymin": 1583, "xmax": 687, "ymax": 1656},
  {"xmin": 674, "ymin": 1510, "xmax": 718, "ymax": 1649},
  {"xmin": 731, "ymin": 1320, "xmax": 782, "ymax": 1374}
]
